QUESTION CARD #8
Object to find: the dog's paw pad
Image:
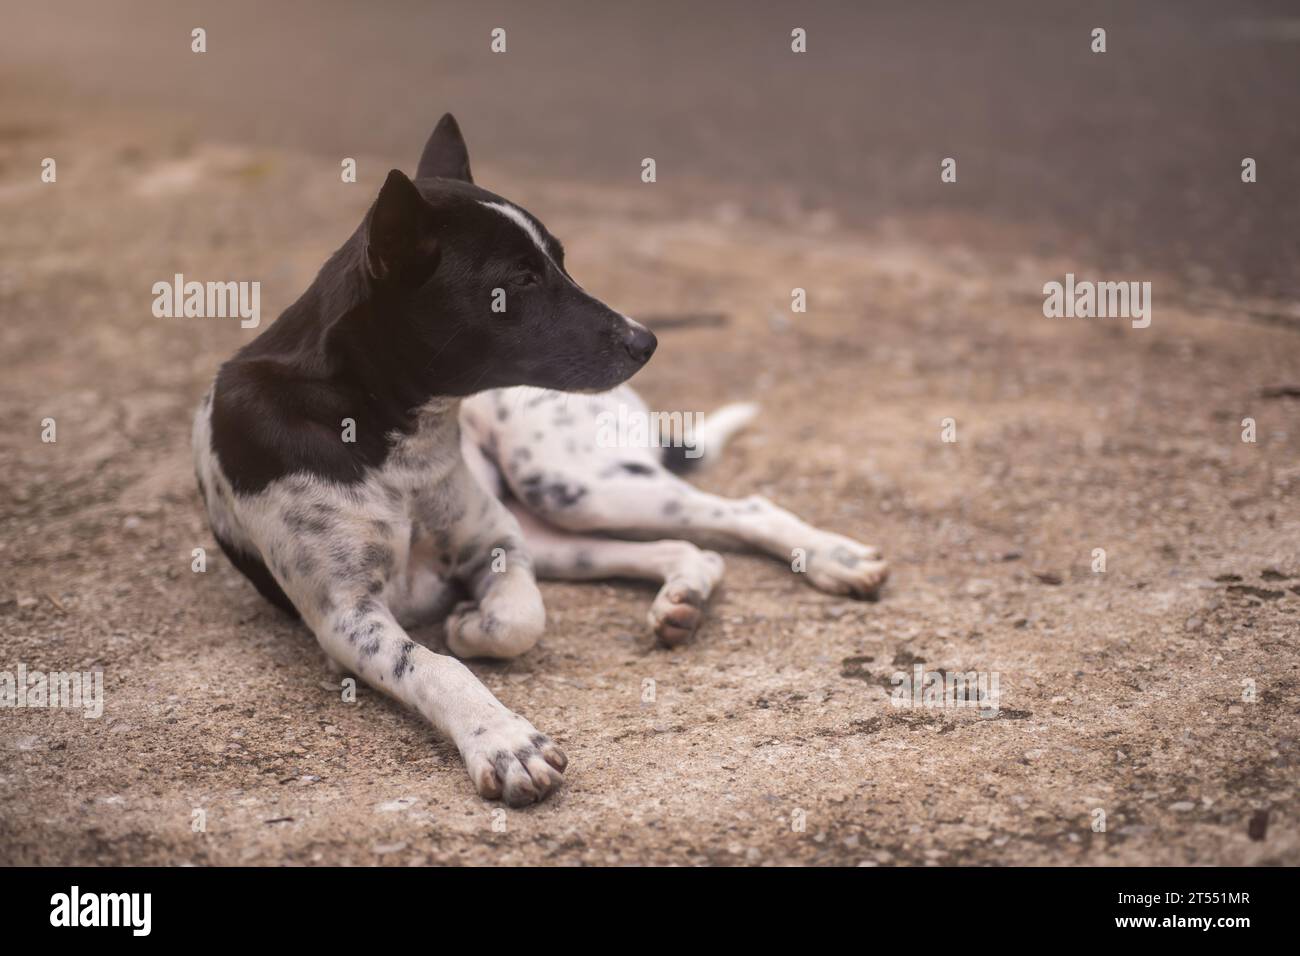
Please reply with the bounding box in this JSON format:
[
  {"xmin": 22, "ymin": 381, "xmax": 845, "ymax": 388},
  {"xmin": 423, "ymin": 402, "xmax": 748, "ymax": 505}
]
[
  {"xmin": 646, "ymin": 549, "xmax": 725, "ymax": 645},
  {"xmin": 650, "ymin": 580, "xmax": 711, "ymax": 646},
  {"xmin": 463, "ymin": 714, "xmax": 566, "ymax": 807}
]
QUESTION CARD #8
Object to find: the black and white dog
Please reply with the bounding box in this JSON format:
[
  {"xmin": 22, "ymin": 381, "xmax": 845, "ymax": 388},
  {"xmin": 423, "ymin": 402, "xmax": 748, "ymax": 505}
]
[{"xmin": 194, "ymin": 115, "xmax": 888, "ymax": 806}]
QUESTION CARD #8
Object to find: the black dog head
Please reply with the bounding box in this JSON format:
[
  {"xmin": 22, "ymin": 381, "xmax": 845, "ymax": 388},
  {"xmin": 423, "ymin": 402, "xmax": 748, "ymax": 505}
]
[{"xmin": 339, "ymin": 114, "xmax": 655, "ymax": 396}]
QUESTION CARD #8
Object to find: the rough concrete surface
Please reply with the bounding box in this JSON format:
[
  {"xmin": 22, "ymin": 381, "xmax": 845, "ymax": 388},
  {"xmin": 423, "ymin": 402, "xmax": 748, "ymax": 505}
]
[{"xmin": 1, "ymin": 9, "xmax": 1298, "ymax": 866}]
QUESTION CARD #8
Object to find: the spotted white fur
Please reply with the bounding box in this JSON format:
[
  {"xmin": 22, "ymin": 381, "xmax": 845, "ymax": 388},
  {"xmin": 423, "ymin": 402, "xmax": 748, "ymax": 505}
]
[
  {"xmin": 460, "ymin": 386, "xmax": 889, "ymax": 633},
  {"xmin": 195, "ymin": 392, "xmax": 564, "ymax": 806},
  {"xmin": 196, "ymin": 380, "xmax": 887, "ymax": 804}
]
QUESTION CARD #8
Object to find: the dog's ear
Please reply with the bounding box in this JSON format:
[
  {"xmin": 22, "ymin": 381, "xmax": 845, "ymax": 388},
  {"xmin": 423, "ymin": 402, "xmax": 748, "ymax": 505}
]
[
  {"xmin": 364, "ymin": 169, "xmax": 438, "ymax": 284},
  {"xmin": 416, "ymin": 113, "xmax": 473, "ymax": 183}
]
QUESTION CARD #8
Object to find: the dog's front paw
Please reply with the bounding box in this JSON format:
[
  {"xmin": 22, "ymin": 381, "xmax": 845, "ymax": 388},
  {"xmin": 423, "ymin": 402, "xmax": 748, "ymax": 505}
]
[
  {"xmin": 461, "ymin": 712, "xmax": 567, "ymax": 807},
  {"xmin": 446, "ymin": 594, "xmax": 544, "ymax": 659},
  {"xmin": 446, "ymin": 600, "xmax": 491, "ymax": 657},
  {"xmin": 803, "ymin": 535, "xmax": 889, "ymax": 599}
]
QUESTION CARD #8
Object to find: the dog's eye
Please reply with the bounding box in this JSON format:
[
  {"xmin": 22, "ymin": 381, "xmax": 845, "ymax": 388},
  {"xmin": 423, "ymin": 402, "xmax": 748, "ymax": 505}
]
[{"xmin": 513, "ymin": 270, "xmax": 540, "ymax": 288}]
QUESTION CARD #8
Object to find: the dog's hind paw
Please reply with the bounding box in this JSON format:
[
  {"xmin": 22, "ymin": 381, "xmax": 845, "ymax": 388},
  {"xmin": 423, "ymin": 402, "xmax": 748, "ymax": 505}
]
[
  {"xmin": 650, "ymin": 585, "xmax": 708, "ymax": 646},
  {"xmin": 648, "ymin": 549, "xmax": 725, "ymax": 645},
  {"xmin": 461, "ymin": 711, "xmax": 567, "ymax": 808},
  {"xmin": 803, "ymin": 535, "xmax": 889, "ymax": 599}
]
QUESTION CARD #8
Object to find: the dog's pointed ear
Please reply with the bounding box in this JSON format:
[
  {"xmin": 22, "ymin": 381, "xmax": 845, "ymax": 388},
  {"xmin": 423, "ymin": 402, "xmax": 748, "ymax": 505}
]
[
  {"xmin": 416, "ymin": 113, "xmax": 473, "ymax": 183},
  {"xmin": 364, "ymin": 169, "xmax": 438, "ymax": 284}
]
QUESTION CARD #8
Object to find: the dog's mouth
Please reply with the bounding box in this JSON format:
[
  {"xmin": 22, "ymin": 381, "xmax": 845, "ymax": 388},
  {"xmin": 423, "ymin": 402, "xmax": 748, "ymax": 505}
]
[
  {"xmin": 561, "ymin": 360, "xmax": 649, "ymax": 394},
  {"xmin": 544, "ymin": 321, "xmax": 657, "ymax": 394},
  {"xmin": 498, "ymin": 312, "xmax": 655, "ymax": 396}
]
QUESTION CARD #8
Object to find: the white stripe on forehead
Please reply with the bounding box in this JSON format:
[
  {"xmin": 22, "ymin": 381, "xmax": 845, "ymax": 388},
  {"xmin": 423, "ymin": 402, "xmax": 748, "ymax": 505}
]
[{"xmin": 479, "ymin": 200, "xmax": 554, "ymax": 263}]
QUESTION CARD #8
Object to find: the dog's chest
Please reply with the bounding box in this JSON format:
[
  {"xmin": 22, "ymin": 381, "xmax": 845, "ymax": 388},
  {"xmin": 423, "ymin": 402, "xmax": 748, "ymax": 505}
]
[{"xmin": 368, "ymin": 410, "xmax": 473, "ymax": 570}]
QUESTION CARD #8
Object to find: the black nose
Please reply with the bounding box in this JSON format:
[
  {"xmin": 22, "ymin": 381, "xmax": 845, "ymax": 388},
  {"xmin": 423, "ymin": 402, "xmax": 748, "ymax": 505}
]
[{"xmin": 625, "ymin": 326, "xmax": 657, "ymax": 363}]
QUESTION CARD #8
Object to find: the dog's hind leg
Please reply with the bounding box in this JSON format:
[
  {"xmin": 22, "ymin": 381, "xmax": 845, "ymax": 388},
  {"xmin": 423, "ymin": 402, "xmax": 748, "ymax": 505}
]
[
  {"xmin": 477, "ymin": 385, "xmax": 887, "ymax": 601},
  {"xmin": 515, "ymin": 468, "xmax": 888, "ymax": 600},
  {"xmin": 507, "ymin": 502, "xmax": 724, "ymax": 645}
]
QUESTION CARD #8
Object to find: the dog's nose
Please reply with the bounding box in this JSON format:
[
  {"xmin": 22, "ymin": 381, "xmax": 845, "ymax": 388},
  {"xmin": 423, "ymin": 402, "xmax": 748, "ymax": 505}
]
[{"xmin": 624, "ymin": 326, "xmax": 657, "ymax": 363}]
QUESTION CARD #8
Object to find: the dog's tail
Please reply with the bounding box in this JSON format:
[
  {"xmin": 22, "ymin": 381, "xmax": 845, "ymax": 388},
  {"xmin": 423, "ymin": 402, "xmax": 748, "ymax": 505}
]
[{"xmin": 661, "ymin": 401, "xmax": 760, "ymax": 474}]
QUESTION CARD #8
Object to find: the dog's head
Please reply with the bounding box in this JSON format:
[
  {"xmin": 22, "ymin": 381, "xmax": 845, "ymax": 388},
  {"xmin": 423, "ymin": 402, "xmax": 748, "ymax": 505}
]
[{"xmin": 345, "ymin": 114, "xmax": 656, "ymax": 396}]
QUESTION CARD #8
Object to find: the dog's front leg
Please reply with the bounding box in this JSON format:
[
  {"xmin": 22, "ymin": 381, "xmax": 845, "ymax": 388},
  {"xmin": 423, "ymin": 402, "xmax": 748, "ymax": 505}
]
[
  {"xmin": 447, "ymin": 520, "xmax": 548, "ymax": 660},
  {"xmin": 444, "ymin": 506, "xmax": 547, "ymax": 660},
  {"xmin": 311, "ymin": 592, "xmax": 565, "ymax": 805}
]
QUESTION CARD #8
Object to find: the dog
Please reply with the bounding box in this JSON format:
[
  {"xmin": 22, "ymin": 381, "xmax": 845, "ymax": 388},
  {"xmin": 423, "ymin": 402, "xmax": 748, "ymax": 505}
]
[{"xmin": 194, "ymin": 114, "xmax": 888, "ymax": 807}]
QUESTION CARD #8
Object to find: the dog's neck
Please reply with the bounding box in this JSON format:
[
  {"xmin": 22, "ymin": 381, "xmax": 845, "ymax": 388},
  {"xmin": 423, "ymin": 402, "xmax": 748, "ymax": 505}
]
[
  {"xmin": 249, "ymin": 246, "xmax": 464, "ymax": 427},
  {"xmin": 384, "ymin": 395, "xmax": 465, "ymax": 476},
  {"xmin": 412, "ymin": 396, "xmax": 463, "ymax": 433}
]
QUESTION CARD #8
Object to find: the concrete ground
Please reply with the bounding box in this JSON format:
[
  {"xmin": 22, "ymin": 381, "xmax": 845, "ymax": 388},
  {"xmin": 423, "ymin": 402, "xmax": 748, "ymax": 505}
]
[{"xmin": 1, "ymin": 2, "xmax": 1297, "ymax": 865}]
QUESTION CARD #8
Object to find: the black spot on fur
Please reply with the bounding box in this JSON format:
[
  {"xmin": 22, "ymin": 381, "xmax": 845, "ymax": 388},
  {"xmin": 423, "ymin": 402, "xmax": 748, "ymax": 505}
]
[
  {"xmin": 359, "ymin": 541, "xmax": 395, "ymax": 575},
  {"xmin": 660, "ymin": 444, "xmax": 701, "ymax": 475},
  {"xmin": 347, "ymin": 615, "xmax": 384, "ymax": 647},
  {"xmin": 393, "ymin": 639, "xmax": 416, "ymax": 679},
  {"xmin": 491, "ymin": 750, "xmax": 514, "ymax": 779},
  {"xmin": 520, "ymin": 472, "xmax": 587, "ymax": 511},
  {"xmin": 284, "ymin": 506, "xmax": 334, "ymax": 537}
]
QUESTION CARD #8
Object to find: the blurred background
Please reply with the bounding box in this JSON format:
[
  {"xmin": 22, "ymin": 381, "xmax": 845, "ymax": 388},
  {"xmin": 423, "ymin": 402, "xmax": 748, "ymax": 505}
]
[
  {"xmin": 3, "ymin": 0, "xmax": 1299, "ymax": 298},
  {"xmin": 2, "ymin": 1, "xmax": 1298, "ymax": 866}
]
